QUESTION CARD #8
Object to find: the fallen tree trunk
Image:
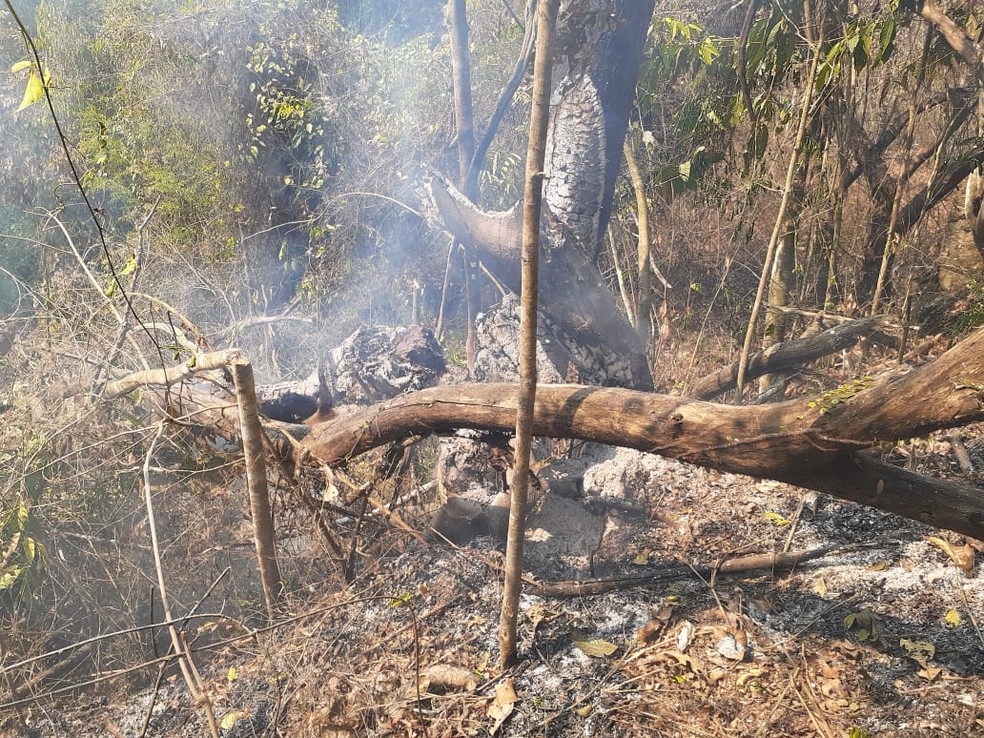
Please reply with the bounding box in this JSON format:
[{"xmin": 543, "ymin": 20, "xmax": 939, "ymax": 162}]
[
  {"xmin": 302, "ymin": 326, "xmax": 984, "ymax": 539},
  {"xmin": 691, "ymin": 317, "xmax": 881, "ymax": 399}
]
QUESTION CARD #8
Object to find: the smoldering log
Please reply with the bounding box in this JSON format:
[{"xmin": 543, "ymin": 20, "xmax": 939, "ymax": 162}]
[{"xmin": 255, "ymin": 324, "xmax": 446, "ymax": 424}]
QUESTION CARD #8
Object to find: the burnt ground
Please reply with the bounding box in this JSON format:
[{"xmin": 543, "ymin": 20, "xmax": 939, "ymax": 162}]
[{"xmin": 6, "ymin": 435, "xmax": 984, "ymax": 738}]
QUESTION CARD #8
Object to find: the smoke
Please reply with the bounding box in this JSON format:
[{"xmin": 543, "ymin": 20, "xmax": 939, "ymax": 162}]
[{"xmin": 0, "ymin": 1, "xmax": 537, "ymax": 357}]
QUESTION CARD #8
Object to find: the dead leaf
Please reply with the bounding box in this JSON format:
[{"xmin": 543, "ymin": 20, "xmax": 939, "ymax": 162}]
[
  {"xmin": 487, "ymin": 678, "xmax": 518, "ymax": 735},
  {"xmin": 665, "ymin": 649, "xmax": 704, "ymax": 674},
  {"xmin": 636, "ymin": 619, "xmax": 664, "ymax": 645},
  {"xmin": 675, "ymin": 620, "xmax": 695, "ymax": 652},
  {"xmin": 812, "ymin": 577, "xmax": 828, "ymax": 596},
  {"xmin": 715, "ymin": 633, "xmax": 746, "ymax": 661},
  {"xmin": 528, "ymin": 604, "xmax": 560, "ymax": 632},
  {"xmin": 917, "ymin": 666, "xmax": 942, "ymax": 681},
  {"xmin": 865, "ymin": 560, "xmax": 889, "ymax": 571},
  {"xmin": 633, "ymin": 548, "xmax": 651, "ymax": 566},
  {"xmin": 926, "ymin": 536, "xmax": 976, "ymax": 575},
  {"xmin": 421, "ymin": 664, "xmax": 478, "ymax": 693},
  {"xmin": 475, "ymin": 650, "xmax": 490, "ymax": 677},
  {"xmin": 573, "ymin": 631, "xmax": 618, "ymax": 657},
  {"xmin": 736, "ymin": 667, "xmax": 763, "ymax": 689},
  {"xmin": 654, "ymin": 602, "xmax": 675, "ymax": 621},
  {"xmin": 574, "ymin": 704, "xmax": 593, "ymax": 717},
  {"xmin": 900, "ymin": 638, "xmax": 936, "ymax": 668}
]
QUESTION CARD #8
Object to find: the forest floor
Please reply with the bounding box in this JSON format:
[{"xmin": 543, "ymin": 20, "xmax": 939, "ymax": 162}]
[{"xmin": 7, "ymin": 428, "xmax": 984, "ymax": 737}]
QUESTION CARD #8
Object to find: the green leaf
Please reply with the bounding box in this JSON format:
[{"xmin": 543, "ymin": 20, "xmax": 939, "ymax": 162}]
[
  {"xmin": 16, "ymin": 67, "xmax": 47, "ymax": 112},
  {"xmin": 118, "ymin": 254, "xmax": 138, "ymax": 277},
  {"xmin": 16, "ymin": 503, "xmax": 29, "ymax": 530},
  {"xmin": 220, "ymin": 710, "xmax": 249, "ymax": 730},
  {"xmin": 877, "ymin": 17, "xmax": 896, "ymax": 64},
  {"xmin": 698, "ymin": 38, "xmax": 719, "ymax": 65},
  {"xmin": 763, "ymin": 511, "xmax": 790, "ymax": 526},
  {"xmin": 389, "ymin": 592, "xmax": 412, "ymax": 608},
  {"xmin": 10, "ymin": 60, "xmax": 31, "ymax": 74}
]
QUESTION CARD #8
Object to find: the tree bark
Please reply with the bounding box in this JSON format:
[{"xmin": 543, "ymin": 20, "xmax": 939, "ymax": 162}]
[
  {"xmin": 499, "ymin": 0, "xmax": 556, "ymax": 670},
  {"xmin": 692, "ymin": 317, "xmax": 880, "ymax": 400},
  {"xmin": 425, "ymin": 0, "xmax": 656, "ymax": 390},
  {"xmin": 302, "ymin": 325, "xmax": 984, "ymax": 539},
  {"xmin": 231, "ymin": 358, "xmax": 283, "ymax": 621},
  {"xmin": 917, "ymin": 0, "xmax": 984, "ymax": 87},
  {"xmin": 427, "ymin": 174, "xmax": 651, "ymax": 389},
  {"xmin": 447, "ymin": 0, "xmax": 476, "ymax": 199},
  {"xmin": 543, "ymin": 0, "xmax": 656, "ymax": 254}
]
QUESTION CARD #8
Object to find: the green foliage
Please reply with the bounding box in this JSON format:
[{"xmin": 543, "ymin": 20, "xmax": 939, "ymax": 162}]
[
  {"xmin": 818, "ymin": 13, "xmax": 898, "ymax": 93},
  {"xmin": 952, "ymin": 281, "xmax": 984, "ymax": 333},
  {"xmin": 654, "ymin": 146, "xmax": 723, "ymax": 202},
  {"xmin": 0, "ymin": 499, "xmax": 46, "ymax": 595},
  {"xmin": 0, "ymin": 439, "xmax": 49, "ymax": 597},
  {"xmin": 843, "ymin": 609, "xmax": 885, "ymax": 643},
  {"xmin": 649, "ymin": 18, "xmax": 721, "ymax": 78},
  {"xmin": 10, "ymin": 59, "xmax": 49, "ymax": 112},
  {"xmin": 241, "ymin": 34, "xmax": 335, "ymax": 192}
]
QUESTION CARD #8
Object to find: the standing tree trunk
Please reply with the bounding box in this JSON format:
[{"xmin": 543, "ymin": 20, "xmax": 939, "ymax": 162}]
[
  {"xmin": 736, "ymin": 26, "xmax": 823, "ymax": 396},
  {"xmin": 427, "ymin": 0, "xmax": 657, "ymax": 390},
  {"xmin": 448, "ymin": 0, "xmax": 476, "ymax": 198},
  {"xmin": 499, "ymin": 0, "xmax": 557, "ymax": 669},
  {"xmin": 447, "ymin": 0, "xmax": 482, "ymax": 370},
  {"xmin": 232, "ymin": 357, "xmax": 283, "ymax": 621},
  {"xmin": 759, "ymin": 159, "xmax": 806, "ymax": 393}
]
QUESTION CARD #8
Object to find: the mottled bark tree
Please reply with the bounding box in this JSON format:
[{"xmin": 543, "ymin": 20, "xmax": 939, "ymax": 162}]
[{"xmin": 428, "ymin": 0, "xmax": 656, "ymax": 390}]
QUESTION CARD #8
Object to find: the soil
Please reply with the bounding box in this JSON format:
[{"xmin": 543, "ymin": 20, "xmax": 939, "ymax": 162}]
[{"xmin": 7, "ymin": 435, "xmax": 983, "ymax": 738}]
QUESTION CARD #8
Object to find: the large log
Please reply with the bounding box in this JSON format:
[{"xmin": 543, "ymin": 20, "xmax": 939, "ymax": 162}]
[{"xmin": 302, "ymin": 326, "xmax": 984, "ymax": 539}]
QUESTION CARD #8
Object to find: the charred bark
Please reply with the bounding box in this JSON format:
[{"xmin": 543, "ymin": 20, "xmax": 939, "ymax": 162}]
[
  {"xmin": 302, "ymin": 326, "xmax": 984, "ymax": 539},
  {"xmin": 425, "ymin": 0, "xmax": 656, "ymax": 390},
  {"xmin": 544, "ymin": 0, "xmax": 656, "ymax": 253},
  {"xmin": 427, "ymin": 175, "xmax": 651, "ymax": 389},
  {"xmin": 692, "ymin": 317, "xmax": 880, "ymax": 400}
]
